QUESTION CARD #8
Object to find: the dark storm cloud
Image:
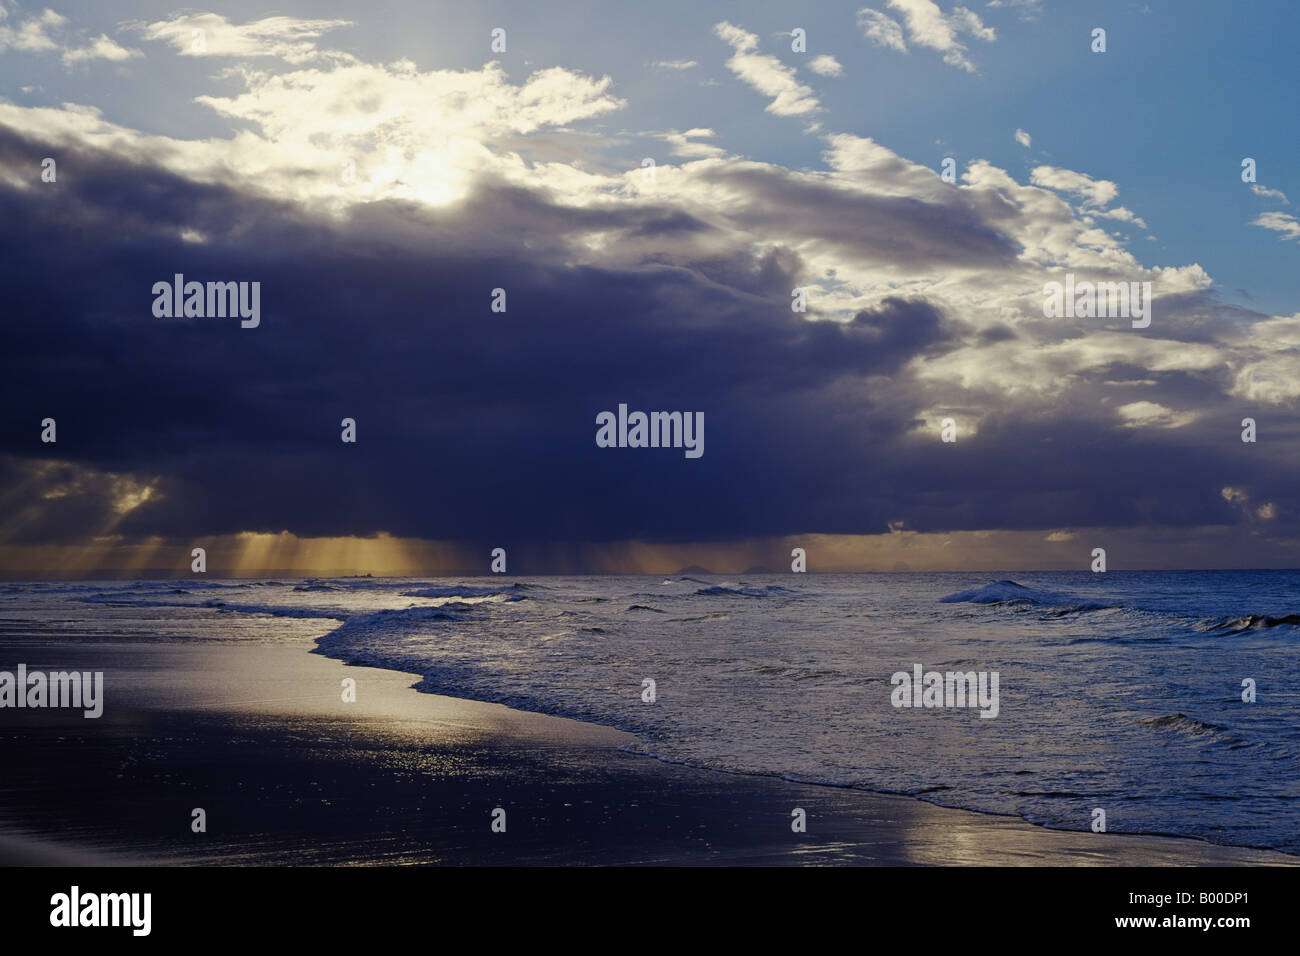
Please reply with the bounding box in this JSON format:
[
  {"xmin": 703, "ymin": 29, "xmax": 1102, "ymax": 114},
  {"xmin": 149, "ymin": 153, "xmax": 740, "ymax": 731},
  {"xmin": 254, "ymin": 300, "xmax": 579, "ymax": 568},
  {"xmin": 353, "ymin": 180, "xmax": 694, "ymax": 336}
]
[
  {"xmin": 0, "ymin": 123, "xmax": 1295, "ymax": 549},
  {"xmin": 977, "ymin": 324, "xmax": 1017, "ymax": 345},
  {"xmin": 690, "ymin": 162, "xmax": 1024, "ymax": 272}
]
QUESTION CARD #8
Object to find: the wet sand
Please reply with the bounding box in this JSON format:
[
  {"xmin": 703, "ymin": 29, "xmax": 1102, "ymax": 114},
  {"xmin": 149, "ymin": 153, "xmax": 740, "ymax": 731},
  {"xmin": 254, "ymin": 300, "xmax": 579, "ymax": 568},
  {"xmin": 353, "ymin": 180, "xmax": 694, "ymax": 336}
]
[{"xmin": 0, "ymin": 634, "xmax": 1295, "ymax": 866}]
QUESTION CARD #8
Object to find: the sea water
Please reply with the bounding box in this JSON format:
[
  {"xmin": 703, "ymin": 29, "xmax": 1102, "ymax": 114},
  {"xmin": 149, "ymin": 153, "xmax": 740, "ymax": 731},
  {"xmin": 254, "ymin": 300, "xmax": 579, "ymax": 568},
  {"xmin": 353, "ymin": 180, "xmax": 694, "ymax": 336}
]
[{"xmin": 4, "ymin": 570, "xmax": 1297, "ymax": 852}]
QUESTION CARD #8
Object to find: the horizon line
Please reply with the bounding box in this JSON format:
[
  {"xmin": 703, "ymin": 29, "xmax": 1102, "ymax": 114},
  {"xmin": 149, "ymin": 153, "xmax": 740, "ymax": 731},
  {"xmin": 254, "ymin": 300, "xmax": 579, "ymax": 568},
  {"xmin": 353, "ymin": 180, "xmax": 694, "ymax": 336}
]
[{"xmin": 4, "ymin": 566, "xmax": 1300, "ymax": 581}]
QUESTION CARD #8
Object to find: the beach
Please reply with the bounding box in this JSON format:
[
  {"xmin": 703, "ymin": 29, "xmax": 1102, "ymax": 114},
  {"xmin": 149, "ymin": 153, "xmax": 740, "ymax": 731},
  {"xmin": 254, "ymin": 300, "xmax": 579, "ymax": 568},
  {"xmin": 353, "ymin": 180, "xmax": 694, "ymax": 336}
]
[{"xmin": 1, "ymin": 623, "xmax": 1294, "ymax": 867}]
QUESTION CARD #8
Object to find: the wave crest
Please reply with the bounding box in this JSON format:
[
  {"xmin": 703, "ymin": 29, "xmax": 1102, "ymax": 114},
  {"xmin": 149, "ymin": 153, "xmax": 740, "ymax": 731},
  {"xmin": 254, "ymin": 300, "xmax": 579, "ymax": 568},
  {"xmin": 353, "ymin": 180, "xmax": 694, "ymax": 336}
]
[
  {"xmin": 1140, "ymin": 713, "xmax": 1229, "ymax": 737},
  {"xmin": 1195, "ymin": 613, "xmax": 1300, "ymax": 634},
  {"xmin": 695, "ymin": 584, "xmax": 791, "ymax": 598},
  {"xmin": 939, "ymin": 579, "xmax": 1111, "ymax": 613}
]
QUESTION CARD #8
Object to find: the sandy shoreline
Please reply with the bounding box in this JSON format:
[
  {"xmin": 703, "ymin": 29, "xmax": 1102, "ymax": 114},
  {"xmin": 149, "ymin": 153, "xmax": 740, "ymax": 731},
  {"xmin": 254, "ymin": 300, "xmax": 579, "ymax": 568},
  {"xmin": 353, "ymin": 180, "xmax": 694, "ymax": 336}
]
[{"xmin": 0, "ymin": 632, "xmax": 1295, "ymax": 866}]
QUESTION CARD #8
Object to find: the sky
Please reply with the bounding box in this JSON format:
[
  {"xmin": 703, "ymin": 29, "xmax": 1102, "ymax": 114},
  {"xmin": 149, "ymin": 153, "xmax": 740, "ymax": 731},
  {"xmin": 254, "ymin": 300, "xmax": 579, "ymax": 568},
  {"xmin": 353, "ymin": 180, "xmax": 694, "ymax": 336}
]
[{"xmin": 2, "ymin": 0, "xmax": 1300, "ymax": 575}]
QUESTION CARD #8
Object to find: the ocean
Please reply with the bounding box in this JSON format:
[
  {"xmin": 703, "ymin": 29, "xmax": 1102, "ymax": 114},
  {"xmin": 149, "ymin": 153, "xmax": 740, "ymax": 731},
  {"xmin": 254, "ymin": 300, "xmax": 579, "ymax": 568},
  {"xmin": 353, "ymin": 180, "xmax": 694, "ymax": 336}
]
[{"xmin": 4, "ymin": 570, "xmax": 1298, "ymax": 853}]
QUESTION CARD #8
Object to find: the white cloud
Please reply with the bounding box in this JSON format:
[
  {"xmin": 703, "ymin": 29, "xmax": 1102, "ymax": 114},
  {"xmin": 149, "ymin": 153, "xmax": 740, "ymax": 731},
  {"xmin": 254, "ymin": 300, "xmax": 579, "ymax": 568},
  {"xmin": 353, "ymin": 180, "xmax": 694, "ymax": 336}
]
[
  {"xmin": 1252, "ymin": 211, "xmax": 1300, "ymax": 241},
  {"xmin": 949, "ymin": 4, "xmax": 996, "ymax": 43},
  {"xmin": 0, "ymin": 51, "xmax": 625, "ymax": 212},
  {"xmin": 713, "ymin": 20, "xmax": 759, "ymax": 52},
  {"xmin": 1116, "ymin": 401, "xmax": 1198, "ymax": 429},
  {"xmin": 0, "ymin": 6, "xmax": 139, "ymax": 66},
  {"xmin": 807, "ymin": 54, "xmax": 844, "ymax": 77},
  {"xmin": 1030, "ymin": 165, "xmax": 1119, "ymax": 207},
  {"xmin": 1092, "ymin": 206, "xmax": 1148, "ymax": 230},
  {"xmin": 713, "ymin": 21, "xmax": 821, "ymax": 119},
  {"xmin": 0, "ymin": 8, "xmax": 65, "ymax": 53},
  {"xmin": 858, "ymin": 0, "xmax": 996, "ymax": 73},
  {"xmin": 63, "ymin": 34, "xmax": 142, "ymax": 66},
  {"xmin": 1229, "ymin": 314, "xmax": 1300, "ymax": 404},
  {"xmin": 653, "ymin": 59, "xmax": 697, "ymax": 70},
  {"xmin": 654, "ymin": 128, "xmax": 725, "ymax": 159},
  {"xmin": 140, "ymin": 13, "xmax": 352, "ymax": 64},
  {"xmin": 986, "ymin": 0, "xmax": 1043, "ymax": 21},
  {"xmin": 1028, "ymin": 165, "xmax": 1150, "ymax": 230},
  {"xmin": 857, "ymin": 9, "xmax": 907, "ymax": 53},
  {"xmin": 1251, "ymin": 184, "xmax": 1289, "ymax": 204},
  {"xmin": 1014, "ymin": 128, "xmax": 1031, "ymax": 148},
  {"xmin": 0, "ymin": 6, "xmax": 140, "ymax": 65}
]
